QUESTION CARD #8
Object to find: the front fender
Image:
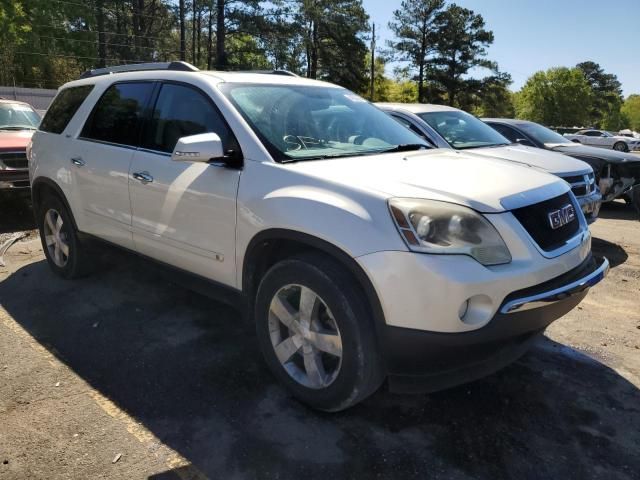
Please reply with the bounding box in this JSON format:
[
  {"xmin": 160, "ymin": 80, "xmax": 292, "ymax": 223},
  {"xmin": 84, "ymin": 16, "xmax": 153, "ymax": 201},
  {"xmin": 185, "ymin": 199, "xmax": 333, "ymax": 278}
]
[{"xmin": 235, "ymin": 165, "xmax": 407, "ymax": 289}]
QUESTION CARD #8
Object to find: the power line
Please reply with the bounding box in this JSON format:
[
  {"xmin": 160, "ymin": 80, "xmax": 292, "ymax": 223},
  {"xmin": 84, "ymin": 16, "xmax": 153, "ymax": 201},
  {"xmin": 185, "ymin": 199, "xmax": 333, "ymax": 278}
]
[
  {"xmin": 15, "ymin": 51, "xmax": 178, "ymax": 64},
  {"xmin": 29, "ymin": 23, "xmax": 177, "ymax": 42},
  {"xmin": 32, "ymin": 35, "xmax": 176, "ymax": 52}
]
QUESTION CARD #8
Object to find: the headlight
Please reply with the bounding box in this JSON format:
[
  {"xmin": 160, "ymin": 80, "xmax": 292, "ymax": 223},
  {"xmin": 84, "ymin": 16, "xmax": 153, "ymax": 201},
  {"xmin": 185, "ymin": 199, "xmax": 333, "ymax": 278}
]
[{"xmin": 389, "ymin": 198, "xmax": 512, "ymax": 266}]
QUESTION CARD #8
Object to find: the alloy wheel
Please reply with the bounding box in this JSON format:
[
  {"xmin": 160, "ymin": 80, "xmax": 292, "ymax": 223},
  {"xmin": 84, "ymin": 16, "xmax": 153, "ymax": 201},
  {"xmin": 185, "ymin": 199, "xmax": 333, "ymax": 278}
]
[
  {"xmin": 268, "ymin": 284, "xmax": 343, "ymax": 389},
  {"xmin": 43, "ymin": 208, "xmax": 70, "ymax": 267}
]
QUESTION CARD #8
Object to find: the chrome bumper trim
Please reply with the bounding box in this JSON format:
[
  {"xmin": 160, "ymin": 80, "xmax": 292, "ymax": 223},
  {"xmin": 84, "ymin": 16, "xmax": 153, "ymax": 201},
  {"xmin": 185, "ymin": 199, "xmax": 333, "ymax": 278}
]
[{"xmin": 501, "ymin": 257, "xmax": 609, "ymax": 314}]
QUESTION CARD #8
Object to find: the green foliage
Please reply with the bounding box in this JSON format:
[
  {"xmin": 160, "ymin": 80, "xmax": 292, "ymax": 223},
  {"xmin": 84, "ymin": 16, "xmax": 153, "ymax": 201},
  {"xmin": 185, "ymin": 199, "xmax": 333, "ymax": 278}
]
[
  {"xmin": 621, "ymin": 95, "xmax": 640, "ymax": 131},
  {"xmin": 516, "ymin": 67, "xmax": 593, "ymax": 126},
  {"xmin": 576, "ymin": 61, "xmax": 624, "ymax": 130},
  {"xmin": 427, "ymin": 4, "xmax": 498, "ymax": 107},
  {"xmin": 387, "ymin": 0, "xmax": 446, "ymax": 102}
]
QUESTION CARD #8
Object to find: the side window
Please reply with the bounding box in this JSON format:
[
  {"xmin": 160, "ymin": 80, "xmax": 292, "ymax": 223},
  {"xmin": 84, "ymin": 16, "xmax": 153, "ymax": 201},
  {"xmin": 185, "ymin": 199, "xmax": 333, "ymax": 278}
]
[
  {"xmin": 39, "ymin": 85, "xmax": 94, "ymax": 134},
  {"xmin": 143, "ymin": 83, "xmax": 236, "ymax": 154},
  {"xmin": 391, "ymin": 114, "xmax": 432, "ymax": 144},
  {"xmin": 490, "ymin": 123, "xmax": 519, "ymax": 142},
  {"xmin": 81, "ymin": 82, "xmax": 153, "ymax": 147}
]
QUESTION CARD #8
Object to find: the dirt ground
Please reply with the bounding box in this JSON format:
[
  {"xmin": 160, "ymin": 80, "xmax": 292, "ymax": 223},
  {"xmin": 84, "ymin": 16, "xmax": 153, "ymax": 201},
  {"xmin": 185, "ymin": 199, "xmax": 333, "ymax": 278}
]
[{"xmin": 0, "ymin": 194, "xmax": 639, "ymax": 480}]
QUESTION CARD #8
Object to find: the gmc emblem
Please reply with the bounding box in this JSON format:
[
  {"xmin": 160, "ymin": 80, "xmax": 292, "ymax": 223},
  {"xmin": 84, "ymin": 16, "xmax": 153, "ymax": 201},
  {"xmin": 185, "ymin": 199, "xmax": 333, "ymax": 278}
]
[{"xmin": 548, "ymin": 204, "xmax": 576, "ymax": 230}]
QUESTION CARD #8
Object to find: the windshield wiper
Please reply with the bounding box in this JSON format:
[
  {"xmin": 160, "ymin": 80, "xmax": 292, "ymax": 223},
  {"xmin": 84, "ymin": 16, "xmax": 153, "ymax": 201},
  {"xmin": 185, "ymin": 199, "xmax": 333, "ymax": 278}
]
[
  {"xmin": 280, "ymin": 151, "xmax": 376, "ymax": 163},
  {"xmin": 0, "ymin": 126, "xmax": 37, "ymax": 131},
  {"xmin": 379, "ymin": 143, "xmax": 428, "ymax": 153}
]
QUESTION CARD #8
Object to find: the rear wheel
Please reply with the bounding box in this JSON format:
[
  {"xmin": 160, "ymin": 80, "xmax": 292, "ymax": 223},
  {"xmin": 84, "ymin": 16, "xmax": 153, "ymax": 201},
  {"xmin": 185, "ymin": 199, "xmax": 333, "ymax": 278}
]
[
  {"xmin": 255, "ymin": 253, "xmax": 383, "ymax": 411},
  {"xmin": 613, "ymin": 141, "xmax": 628, "ymax": 152},
  {"xmin": 37, "ymin": 194, "xmax": 94, "ymax": 278}
]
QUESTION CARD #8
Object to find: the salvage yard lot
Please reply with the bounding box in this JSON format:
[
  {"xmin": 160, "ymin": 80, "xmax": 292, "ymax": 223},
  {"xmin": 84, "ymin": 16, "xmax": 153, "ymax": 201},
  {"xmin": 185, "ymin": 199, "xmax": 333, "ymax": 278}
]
[{"xmin": 0, "ymin": 198, "xmax": 639, "ymax": 480}]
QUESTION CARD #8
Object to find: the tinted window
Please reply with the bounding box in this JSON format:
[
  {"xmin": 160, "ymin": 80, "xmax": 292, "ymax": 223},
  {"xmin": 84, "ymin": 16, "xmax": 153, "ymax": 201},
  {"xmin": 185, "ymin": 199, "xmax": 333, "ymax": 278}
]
[
  {"xmin": 144, "ymin": 83, "xmax": 236, "ymax": 153},
  {"xmin": 390, "ymin": 114, "xmax": 432, "ymax": 144},
  {"xmin": 518, "ymin": 123, "xmax": 571, "ymax": 144},
  {"xmin": 583, "ymin": 131, "xmax": 601, "ymax": 137},
  {"xmin": 490, "ymin": 123, "xmax": 520, "ymax": 142},
  {"xmin": 40, "ymin": 85, "xmax": 94, "ymax": 134},
  {"xmin": 82, "ymin": 82, "xmax": 153, "ymax": 146},
  {"xmin": 418, "ymin": 110, "xmax": 510, "ymax": 150}
]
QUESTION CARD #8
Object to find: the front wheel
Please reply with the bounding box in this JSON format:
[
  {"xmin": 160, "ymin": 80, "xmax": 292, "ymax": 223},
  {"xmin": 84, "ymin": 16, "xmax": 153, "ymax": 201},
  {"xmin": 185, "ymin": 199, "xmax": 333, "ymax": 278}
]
[
  {"xmin": 613, "ymin": 141, "xmax": 628, "ymax": 152},
  {"xmin": 255, "ymin": 253, "xmax": 383, "ymax": 411}
]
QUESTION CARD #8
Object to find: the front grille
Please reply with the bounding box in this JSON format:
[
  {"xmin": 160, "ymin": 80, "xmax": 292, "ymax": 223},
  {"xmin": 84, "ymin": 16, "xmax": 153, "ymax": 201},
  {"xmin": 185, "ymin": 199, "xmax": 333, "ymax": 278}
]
[
  {"xmin": 562, "ymin": 172, "xmax": 596, "ymax": 198},
  {"xmin": 512, "ymin": 192, "xmax": 581, "ymax": 252},
  {"xmin": 0, "ymin": 151, "xmax": 28, "ymax": 169}
]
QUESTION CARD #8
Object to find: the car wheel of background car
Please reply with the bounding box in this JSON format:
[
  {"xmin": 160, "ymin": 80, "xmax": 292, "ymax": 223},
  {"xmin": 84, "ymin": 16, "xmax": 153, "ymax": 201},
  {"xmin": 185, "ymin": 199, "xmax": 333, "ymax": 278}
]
[
  {"xmin": 37, "ymin": 194, "xmax": 94, "ymax": 279},
  {"xmin": 255, "ymin": 252, "xmax": 384, "ymax": 411},
  {"xmin": 613, "ymin": 142, "xmax": 628, "ymax": 152}
]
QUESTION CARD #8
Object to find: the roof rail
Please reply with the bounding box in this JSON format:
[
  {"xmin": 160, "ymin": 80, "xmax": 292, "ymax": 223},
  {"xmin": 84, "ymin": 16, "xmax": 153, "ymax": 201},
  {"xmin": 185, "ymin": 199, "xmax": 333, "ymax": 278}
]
[
  {"xmin": 229, "ymin": 69, "xmax": 299, "ymax": 77},
  {"xmin": 80, "ymin": 61, "xmax": 199, "ymax": 79}
]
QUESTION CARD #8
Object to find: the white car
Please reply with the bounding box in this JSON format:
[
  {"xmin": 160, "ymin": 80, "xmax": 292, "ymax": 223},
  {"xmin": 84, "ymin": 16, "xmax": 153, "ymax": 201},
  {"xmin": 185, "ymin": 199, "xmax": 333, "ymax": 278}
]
[
  {"xmin": 377, "ymin": 103, "xmax": 602, "ymax": 223},
  {"xmin": 564, "ymin": 129, "xmax": 640, "ymax": 152},
  {"xmin": 29, "ymin": 62, "xmax": 608, "ymax": 411}
]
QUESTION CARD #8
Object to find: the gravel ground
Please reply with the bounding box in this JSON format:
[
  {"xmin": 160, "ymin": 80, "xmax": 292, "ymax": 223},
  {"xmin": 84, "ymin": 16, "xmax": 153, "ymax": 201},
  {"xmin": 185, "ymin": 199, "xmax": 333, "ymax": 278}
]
[{"xmin": 0, "ymin": 196, "xmax": 639, "ymax": 480}]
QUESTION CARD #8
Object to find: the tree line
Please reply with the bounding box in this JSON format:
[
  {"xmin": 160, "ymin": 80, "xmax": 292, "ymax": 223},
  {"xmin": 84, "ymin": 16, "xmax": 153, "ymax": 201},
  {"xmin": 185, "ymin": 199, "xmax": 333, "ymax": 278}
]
[{"xmin": 1, "ymin": 0, "xmax": 637, "ymax": 130}]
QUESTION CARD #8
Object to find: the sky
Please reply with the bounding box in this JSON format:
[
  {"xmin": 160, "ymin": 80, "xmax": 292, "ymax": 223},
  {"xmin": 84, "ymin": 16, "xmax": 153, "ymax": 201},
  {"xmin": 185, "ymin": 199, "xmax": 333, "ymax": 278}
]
[{"xmin": 362, "ymin": 0, "xmax": 640, "ymax": 96}]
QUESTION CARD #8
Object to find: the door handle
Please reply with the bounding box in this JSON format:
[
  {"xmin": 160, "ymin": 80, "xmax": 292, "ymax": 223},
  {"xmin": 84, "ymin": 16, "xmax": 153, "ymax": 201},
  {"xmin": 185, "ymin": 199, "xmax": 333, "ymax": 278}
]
[
  {"xmin": 132, "ymin": 171, "xmax": 154, "ymax": 184},
  {"xmin": 70, "ymin": 157, "xmax": 85, "ymax": 167}
]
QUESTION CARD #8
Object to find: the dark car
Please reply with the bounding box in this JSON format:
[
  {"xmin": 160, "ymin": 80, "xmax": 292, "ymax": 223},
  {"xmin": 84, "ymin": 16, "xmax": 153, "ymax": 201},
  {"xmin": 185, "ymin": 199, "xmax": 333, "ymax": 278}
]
[{"xmin": 484, "ymin": 118, "xmax": 640, "ymax": 212}]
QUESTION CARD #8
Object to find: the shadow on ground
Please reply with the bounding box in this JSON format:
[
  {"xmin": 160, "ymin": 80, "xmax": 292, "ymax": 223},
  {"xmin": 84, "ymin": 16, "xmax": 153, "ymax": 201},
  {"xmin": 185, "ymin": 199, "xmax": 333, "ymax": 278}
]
[
  {"xmin": 592, "ymin": 237, "xmax": 628, "ymax": 268},
  {"xmin": 0, "ymin": 194, "xmax": 35, "ymax": 234},
  {"xmin": 598, "ymin": 200, "xmax": 639, "ymax": 222},
  {"xmin": 1, "ymin": 252, "xmax": 639, "ymax": 480}
]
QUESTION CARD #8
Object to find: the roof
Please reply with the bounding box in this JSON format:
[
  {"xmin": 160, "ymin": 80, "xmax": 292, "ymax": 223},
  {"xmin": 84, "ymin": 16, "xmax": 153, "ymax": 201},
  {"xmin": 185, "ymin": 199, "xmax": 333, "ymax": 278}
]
[
  {"xmin": 482, "ymin": 118, "xmax": 533, "ymax": 127},
  {"xmin": 376, "ymin": 103, "xmax": 461, "ymax": 114},
  {"xmin": 62, "ymin": 65, "xmax": 339, "ymax": 91}
]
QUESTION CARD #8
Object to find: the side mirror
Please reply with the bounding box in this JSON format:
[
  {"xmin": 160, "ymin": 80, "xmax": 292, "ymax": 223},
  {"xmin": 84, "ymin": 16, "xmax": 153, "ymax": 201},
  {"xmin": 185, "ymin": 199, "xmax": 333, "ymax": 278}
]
[{"xmin": 171, "ymin": 133, "xmax": 225, "ymax": 163}]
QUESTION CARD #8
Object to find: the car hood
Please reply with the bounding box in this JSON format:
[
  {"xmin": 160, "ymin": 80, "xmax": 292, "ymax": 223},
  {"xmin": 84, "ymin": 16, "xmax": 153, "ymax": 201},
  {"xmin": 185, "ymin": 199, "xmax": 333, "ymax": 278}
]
[
  {"xmin": 465, "ymin": 144, "xmax": 592, "ymax": 176},
  {"xmin": 0, "ymin": 130, "xmax": 34, "ymax": 150},
  {"xmin": 547, "ymin": 143, "xmax": 640, "ymax": 164},
  {"xmin": 282, "ymin": 149, "xmax": 569, "ymax": 213}
]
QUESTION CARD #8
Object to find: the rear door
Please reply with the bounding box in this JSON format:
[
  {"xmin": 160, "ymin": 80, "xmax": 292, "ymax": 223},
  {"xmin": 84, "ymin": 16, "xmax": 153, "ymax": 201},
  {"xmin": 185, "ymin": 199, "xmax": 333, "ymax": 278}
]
[
  {"xmin": 76, "ymin": 82, "xmax": 154, "ymax": 249},
  {"xmin": 128, "ymin": 82, "xmax": 241, "ymax": 286}
]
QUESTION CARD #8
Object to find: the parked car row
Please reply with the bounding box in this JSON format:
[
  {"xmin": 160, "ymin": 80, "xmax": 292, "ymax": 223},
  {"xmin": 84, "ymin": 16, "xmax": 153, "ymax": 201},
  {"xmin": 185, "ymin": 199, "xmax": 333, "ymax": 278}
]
[
  {"xmin": 564, "ymin": 129, "xmax": 640, "ymax": 152},
  {"xmin": 27, "ymin": 62, "xmax": 611, "ymax": 411},
  {"xmin": 378, "ymin": 103, "xmax": 602, "ymax": 222},
  {"xmin": 483, "ymin": 119, "xmax": 640, "ymax": 210}
]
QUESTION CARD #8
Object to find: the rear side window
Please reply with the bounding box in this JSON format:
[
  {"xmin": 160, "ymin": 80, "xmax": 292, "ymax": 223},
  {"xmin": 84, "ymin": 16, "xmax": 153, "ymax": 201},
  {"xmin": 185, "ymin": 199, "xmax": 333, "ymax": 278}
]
[
  {"xmin": 143, "ymin": 83, "xmax": 236, "ymax": 153},
  {"xmin": 81, "ymin": 82, "xmax": 153, "ymax": 147},
  {"xmin": 39, "ymin": 85, "xmax": 94, "ymax": 134},
  {"xmin": 490, "ymin": 123, "xmax": 520, "ymax": 142}
]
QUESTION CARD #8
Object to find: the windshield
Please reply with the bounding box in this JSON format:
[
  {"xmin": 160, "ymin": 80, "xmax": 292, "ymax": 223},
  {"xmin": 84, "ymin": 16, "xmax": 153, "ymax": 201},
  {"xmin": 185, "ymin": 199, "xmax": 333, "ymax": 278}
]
[
  {"xmin": 0, "ymin": 103, "xmax": 40, "ymax": 130},
  {"xmin": 219, "ymin": 84, "xmax": 429, "ymax": 161},
  {"xmin": 418, "ymin": 110, "xmax": 510, "ymax": 150},
  {"xmin": 518, "ymin": 122, "xmax": 571, "ymax": 145}
]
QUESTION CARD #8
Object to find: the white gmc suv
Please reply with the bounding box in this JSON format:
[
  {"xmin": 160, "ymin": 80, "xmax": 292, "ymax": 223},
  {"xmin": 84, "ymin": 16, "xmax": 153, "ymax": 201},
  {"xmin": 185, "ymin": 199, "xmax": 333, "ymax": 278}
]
[{"xmin": 29, "ymin": 62, "xmax": 609, "ymax": 411}]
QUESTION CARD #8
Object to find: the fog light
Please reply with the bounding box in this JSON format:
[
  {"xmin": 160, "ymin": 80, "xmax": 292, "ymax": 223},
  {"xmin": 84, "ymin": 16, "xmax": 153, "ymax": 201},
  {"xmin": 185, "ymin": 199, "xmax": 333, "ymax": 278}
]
[{"xmin": 458, "ymin": 300, "xmax": 469, "ymax": 320}]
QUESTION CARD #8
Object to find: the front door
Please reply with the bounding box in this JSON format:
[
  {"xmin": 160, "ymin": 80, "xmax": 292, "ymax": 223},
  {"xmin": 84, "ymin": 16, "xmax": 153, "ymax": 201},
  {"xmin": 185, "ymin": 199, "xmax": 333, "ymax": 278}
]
[
  {"xmin": 76, "ymin": 81, "xmax": 155, "ymax": 249},
  {"xmin": 128, "ymin": 82, "xmax": 241, "ymax": 286}
]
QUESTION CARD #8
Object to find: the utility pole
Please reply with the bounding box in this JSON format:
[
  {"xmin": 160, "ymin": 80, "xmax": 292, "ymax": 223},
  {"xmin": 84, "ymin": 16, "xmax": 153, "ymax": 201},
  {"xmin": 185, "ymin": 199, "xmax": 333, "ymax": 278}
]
[
  {"xmin": 369, "ymin": 23, "xmax": 375, "ymax": 101},
  {"xmin": 179, "ymin": 0, "xmax": 186, "ymax": 61}
]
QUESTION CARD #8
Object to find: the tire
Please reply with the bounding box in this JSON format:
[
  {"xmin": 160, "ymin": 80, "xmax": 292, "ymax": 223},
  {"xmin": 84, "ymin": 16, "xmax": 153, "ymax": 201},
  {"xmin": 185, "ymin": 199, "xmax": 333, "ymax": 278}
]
[
  {"xmin": 613, "ymin": 142, "xmax": 628, "ymax": 152},
  {"xmin": 37, "ymin": 193, "xmax": 94, "ymax": 279},
  {"xmin": 255, "ymin": 253, "xmax": 384, "ymax": 411}
]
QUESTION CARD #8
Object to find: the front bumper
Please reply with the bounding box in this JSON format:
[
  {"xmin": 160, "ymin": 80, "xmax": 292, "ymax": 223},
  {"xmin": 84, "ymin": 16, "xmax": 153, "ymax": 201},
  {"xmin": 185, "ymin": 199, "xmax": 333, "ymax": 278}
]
[
  {"xmin": 382, "ymin": 255, "xmax": 609, "ymax": 393},
  {"xmin": 0, "ymin": 169, "xmax": 30, "ymax": 190},
  {"xmin": 575, "ymin": 190, "xmax": 602, "ymax": 223}
]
